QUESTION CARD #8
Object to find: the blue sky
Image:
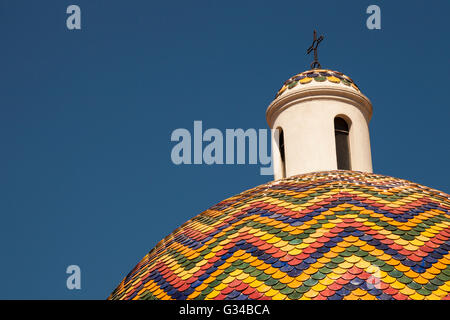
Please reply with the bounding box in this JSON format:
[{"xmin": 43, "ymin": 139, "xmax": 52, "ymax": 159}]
[{"xmin": 0, "ymin": 1, "xmax": 448, "ymax": 299}]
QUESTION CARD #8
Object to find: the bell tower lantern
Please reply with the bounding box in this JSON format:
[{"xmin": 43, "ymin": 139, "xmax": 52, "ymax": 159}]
[{"xmin": 266, "ymin": 31, "xmax": 373, "ymax": 180}]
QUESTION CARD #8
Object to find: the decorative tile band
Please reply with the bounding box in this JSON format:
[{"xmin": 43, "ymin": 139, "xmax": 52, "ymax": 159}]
[
  {"xmin": 275, "ymin": 69, "xmax": 360, "ymax": 98},
  {"xmin": 109, "ymin": 171, "xmax": 450, "ymax": 300}
]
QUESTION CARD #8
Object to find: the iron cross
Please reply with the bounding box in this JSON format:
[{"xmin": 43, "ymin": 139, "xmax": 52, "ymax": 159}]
[{"xmin": 307, "ymin": 30, "xmax": 324, "ymax": 69}]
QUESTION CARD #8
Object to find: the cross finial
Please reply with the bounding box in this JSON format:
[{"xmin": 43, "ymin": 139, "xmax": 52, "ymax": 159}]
[{"xmin": 307, "ymin": 30, "xmax": 324, "ymax": 69}]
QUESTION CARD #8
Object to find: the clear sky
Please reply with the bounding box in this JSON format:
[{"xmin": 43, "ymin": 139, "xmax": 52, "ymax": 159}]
[{"xmin": 0, "ymin": 0, "xmax": 449, "ymax": 299}]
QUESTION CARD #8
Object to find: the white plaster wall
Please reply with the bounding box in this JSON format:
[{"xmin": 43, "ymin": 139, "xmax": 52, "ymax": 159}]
[{"xmin": 267, "ymin": 85, "xmax": 373, "ymax": 180}]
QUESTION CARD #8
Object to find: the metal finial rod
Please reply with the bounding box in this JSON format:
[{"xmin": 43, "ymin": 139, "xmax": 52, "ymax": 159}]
[{"xmin": 307, "ymin": 30, "xmax": 324, "ymax": 69}]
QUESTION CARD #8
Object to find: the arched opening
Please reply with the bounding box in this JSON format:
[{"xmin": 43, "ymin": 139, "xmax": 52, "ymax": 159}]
[
  {"xmin": 334, "ymin": 117, "xmax": 351, "ymax": 170},
  {"xmin": 276, "ymin": 127, "xmax": 286, "ymax": 178}
]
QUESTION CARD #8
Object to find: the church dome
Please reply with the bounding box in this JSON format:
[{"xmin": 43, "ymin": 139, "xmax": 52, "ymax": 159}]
[
  {"xmin": 275, "ymin": 69, "xmax": 360, "ymax": 99},
  {"xmin": 109, "ymin": 171, "xmax": 450, "ymax": 300}
]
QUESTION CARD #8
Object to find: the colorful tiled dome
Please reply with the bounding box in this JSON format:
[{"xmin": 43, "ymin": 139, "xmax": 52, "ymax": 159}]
[
  {"xmin": 109, "ymin": 171, "xmax": 450, "ymax": 300},
  {"xmin": 275, "ymin": 69, "xmax": 360, "ymax": 99}
]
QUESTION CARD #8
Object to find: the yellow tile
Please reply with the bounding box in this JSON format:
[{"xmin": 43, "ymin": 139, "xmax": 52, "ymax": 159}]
[
  {"xmin": 333, "ymin": 267, "xmax": 347, "ymax": 275},
  {"xmin": 218, "ymin": 262, "xmax": 230, "ymax": 269},
  {"xmin": 382, "ymin": 275, "xmax": 396, "ymax": 284},
  {"xmin": 439, "ymin": 282, "xmax": 450, "ymax": 292},
  {"xmin": 287, "ymin": 279, "xmax": 302, "ymax": 288},
  {"xmin": 210, "ymin": 269, "xmax": 223, "ymax": 277},
  {"xmin": 229, "ymin": 269, "xmax": 243, "ymax": 277},
  {"xmin": 257, "ymin": 284, "xmax": 271, "ymax": 293},
  {"xmin": 339, "ymin": 261, "xmax": 353, "ymax": 269},
  {"xmin": 203, "ymin": 276, "xmax": 215, "ymax": 284},
  {"xmin": 303, "ymin": 289, "xmax": 319, "ymax": 298},
  {"xmin": 264, "ymin": 267, "xmax": 277, "ymax": 275},
  {"xmin": 272, "ymin": 292, "xmax": 287, "ymax": 300},
  {"xmin": 188, "ymin": 290, "xmax": 201, "ymax": 299},
  {"xmin": 279, "ymin": 275, "xmax": 294, "ymax": 284},
  {"xmin": 415, "ymin": 276, "xmax": 429, "ymax": 285},
  {"xmin": 215, "ymin": 283, "xmax": 228, "ymax": 291},
  {"xmin": 204, "ymin": 252, "xmax": 215, "ymax": 259},
  {"xmin": 395, "ymin": 264, "xmax": 411, "ymax": 272},
  {"xmin": 343, "ymin": 293, "xmax": 358, "ymax": 300},
  {"xmin": 385, "ymin": 258, "xmax": 400, "ymax": 266},
  {"xmin": 311, "ymin": 283, "xmax": 327, "ymax": 292},
  {"xmin": 303, "ymin": 267, "xmax": 319, "ymax": 275},
  {"xmin": 206, "ymin": 290, "xmax": 220, "ymax": 299},
  {"xmin": 378, "ymin": 253, "xmax": 392, "ymax": 261},
  {"xmin": 243, "ymin": 275, "xmax": 256, "ymax": 284},
  {"xmin": 428, "ymin": 266, "xmax": 441, "ymax": 275},
  {"xmin": 352, "ymin": 288, "xmax": 367, "ymax": 297},
  {"xmin": 346, "ymin": 256, "xmax": 361, "ymax": 263},
  {"xmin": 431, "ymin": 288, "xmax": 447, "ymax": 298},
  {"xmin": 421, "ymin": 272, "xmax": 436, "ymax": 280},
  {"xmin": 409, "ymin": 292, "xmax": 425, "ymax": 300},
  {"xmin": 267, "ymin": 237, "xmax": 280, "ymax": 244},
  {"xmin": 331, "ymin": 246, "xmax": 345, "ymax": 253},
  {"xmin": 181, "ymin": 273, "xmax": 191, "ymax": 280},
  {"xmin": 327, "ymin": 272, "xmax": 341, "ymax": 280},
  {"xmin": 356, "ymin": 260, "xmax": 371, "ymax": 269},
  {"xmin": 394, "ymin": 238, "xmax": 409, "ymax": 246},
  {"xmin": 272, "ymin": 270, "xmax": 286, "ymax": 279},
  {"xmin": 222, "ymin": 276, "xmax": 235, "ymax": 284},
  {"xmin": 237, "ymin": 272, "xmax": 249, "ymax": 281},
  {"xmin": 426, "ymin": 293, "xmax": 444, "ymax": 300},
  {"xmin": 249, "ymin": 279, "xmax": 263, "ymax": 288},
  {"xmin": 265, "ymin": 289, "xmax": 279, "ymax": 297},
  {"xmin": 390, "ymin": 281, "xmax": 406, "ymax": 290},
  {"xmin": 400, "ymin": 286, "xmax": 416, "ymax": 296},
  {"xmin": 434, "ymin": 261, "xmax": 447, "ymax": 270},
  {"xmin": 410, "ymin": 239, "xmax": 424, "ymax": 246},
  {"xmin": 288, "ymin": 248, "xmax": 303, "ymax": 255},
  {"xmin": 361, "ymin": 292, "xmax": 377, "ymax": 300}
]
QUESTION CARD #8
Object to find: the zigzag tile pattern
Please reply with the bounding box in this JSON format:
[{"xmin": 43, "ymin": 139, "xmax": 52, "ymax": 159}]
[{"xmin": 109, "ymin": 171, "xmax": 450, "ymax": 300}]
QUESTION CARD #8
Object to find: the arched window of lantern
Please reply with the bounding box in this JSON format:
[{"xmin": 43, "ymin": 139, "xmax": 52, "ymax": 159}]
[
  {"xmin": 276, "ymin": 127, "xmax": 286, "ymax": 178},
  {"xmin": 334, "ymin": 117, "xmax": 351, "ymax": 170}
]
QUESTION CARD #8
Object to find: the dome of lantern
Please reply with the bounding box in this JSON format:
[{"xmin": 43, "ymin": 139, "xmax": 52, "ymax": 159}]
[{"xmin": 274, "ymin": 69, "xmax": 361, "ymax": 100}]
